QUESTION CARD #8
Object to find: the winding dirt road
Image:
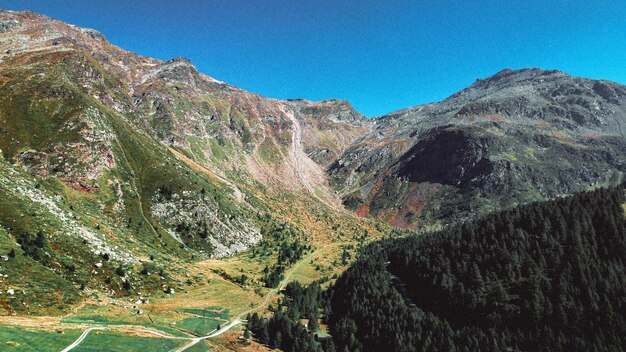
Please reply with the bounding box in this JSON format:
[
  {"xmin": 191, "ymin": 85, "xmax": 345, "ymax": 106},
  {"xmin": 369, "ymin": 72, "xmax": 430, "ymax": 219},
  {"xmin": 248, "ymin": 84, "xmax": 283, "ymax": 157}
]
[
  {"xmin": 61, "ymin": 246, "xmax": 328, "ymax": 352},
  {"xmin": 61, "ymin": 327, "xmax": 105, "ymax": 352},
  {"xmin": 173, "ymin": 319, "xmax": 243, "ymax": 352}
]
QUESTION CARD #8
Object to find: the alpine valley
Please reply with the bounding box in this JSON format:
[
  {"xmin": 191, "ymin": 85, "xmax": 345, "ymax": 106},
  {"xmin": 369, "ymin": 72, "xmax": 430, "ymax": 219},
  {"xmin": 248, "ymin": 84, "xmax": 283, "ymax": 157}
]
[{"xmin": 0, "ymin": 10, "xmax": 624, "ymax": 352}]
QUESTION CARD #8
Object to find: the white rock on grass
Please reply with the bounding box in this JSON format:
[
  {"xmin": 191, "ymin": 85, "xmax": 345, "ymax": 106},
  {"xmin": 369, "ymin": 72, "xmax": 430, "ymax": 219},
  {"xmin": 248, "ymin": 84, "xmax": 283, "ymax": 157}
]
[{"xmin": 0, "ymin": 166, "xmax": 135, "ymax": 263}]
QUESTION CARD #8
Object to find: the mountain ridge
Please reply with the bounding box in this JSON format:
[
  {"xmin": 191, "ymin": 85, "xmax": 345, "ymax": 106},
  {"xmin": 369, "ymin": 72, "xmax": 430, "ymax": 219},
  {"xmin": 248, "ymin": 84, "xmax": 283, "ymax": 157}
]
[
  {"xmin": 0, "ymin": 9, "xmax": 624, "ymax": 317},
  {"xmin": 330, "ymin": 65, "xmax": 625, "ymax": 228},
  {"xmin": 4, "ymin": 9, "xmax": 625, "ymax": 119},
  {"xmin": 2, "ymin": 8, "xmax": 624, "ymax": 233}
]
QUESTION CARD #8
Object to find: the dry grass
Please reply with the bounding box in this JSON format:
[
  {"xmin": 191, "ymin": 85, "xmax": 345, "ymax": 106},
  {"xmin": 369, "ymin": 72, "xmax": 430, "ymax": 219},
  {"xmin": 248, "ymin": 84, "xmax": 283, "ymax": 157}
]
[{"xmin": 0, "ymin": 316, "xmax": 63, "ymax": 329}]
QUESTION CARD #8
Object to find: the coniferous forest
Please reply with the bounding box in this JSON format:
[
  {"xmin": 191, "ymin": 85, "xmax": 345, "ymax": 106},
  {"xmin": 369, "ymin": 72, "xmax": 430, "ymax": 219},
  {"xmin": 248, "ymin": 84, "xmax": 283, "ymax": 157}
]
[
  {"xmin": 327, "ymin": 186, "xmax": 626, "ymax": 352},
  {"xmin": 247, "ymin": 186, "xmax": 626, "ymax": 352}
]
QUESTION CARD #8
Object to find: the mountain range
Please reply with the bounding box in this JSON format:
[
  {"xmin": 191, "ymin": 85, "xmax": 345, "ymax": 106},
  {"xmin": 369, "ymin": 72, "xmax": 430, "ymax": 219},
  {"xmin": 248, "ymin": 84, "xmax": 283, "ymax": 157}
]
[{"xmin": 0, "ymin": 9, "xmax": 624, "ymax": 321}]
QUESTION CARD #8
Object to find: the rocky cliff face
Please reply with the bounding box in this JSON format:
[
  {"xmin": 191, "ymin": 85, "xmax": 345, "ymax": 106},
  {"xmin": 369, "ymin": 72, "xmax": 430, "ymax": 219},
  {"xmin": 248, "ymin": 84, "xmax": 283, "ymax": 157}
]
[{"xmin": 329, "ymin": 68, "xmax": 626, "ymax": 229}]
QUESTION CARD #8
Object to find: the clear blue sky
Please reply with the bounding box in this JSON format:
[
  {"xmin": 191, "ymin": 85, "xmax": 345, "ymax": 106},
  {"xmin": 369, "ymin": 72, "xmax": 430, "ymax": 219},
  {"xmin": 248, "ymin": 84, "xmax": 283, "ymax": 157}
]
[{"xmin": 1, "ymin": 1, "xmax": 625, "ymax": 117}]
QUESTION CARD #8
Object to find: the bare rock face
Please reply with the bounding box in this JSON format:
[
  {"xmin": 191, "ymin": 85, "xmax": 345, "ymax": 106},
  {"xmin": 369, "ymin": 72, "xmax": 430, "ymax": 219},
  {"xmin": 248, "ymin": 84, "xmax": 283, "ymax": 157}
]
[
  {"xmin": 157, "ymin": 57, "xmax": 199, "ymax": 82},
  {"xmin": 77, "ymin": 27, "xmax": 107, "ymax": 42},
  {"xmin": 288, "ymin": 99, "xmax": 371, "ymax": 166},
  {"xmin": 0, "ymin": 19, "xmax": 19, "ymax": 33},
  {"xmin": 150, "ymin": 189, "xmax": 261, "ymax": 258},
  {"xmin": 395, "ymin": 129, "xmax": 494, "ymax": 187}
]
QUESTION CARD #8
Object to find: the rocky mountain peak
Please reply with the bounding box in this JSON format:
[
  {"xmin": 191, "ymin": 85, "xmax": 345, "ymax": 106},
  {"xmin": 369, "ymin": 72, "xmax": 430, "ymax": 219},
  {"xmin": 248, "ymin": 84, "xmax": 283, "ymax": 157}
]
[
  {"xmin": 0, "ymin": 11, "xmax": 20, "ymax": 33},
  {"xmin": 472, "ymin": 68, "xmax": 565, "ymax": 88},
  {"xmin": 162, "ymin": 57, "xmax": 196, "ymax": 70},
  {"xmin": 392, "ymin": 67, "xmax": 626, "ymax": 134},
  {"xmin": 330, "ymin": 67, "xmax": 626, "ymax": 229},
  {"xmin": 155, "ymin": 57, "xmax": 200, "ymax": 82},
  {"xmin": 74, "ymin": 26, "xmax": 107, "ymax": 42},
  {"xmin": 288, "ymin": 98, "xmax": 367, "ymax": 126},
  {"xmin": 0, "ymin": 10, "xmax": 107, "ymax": 47},
  {"xmin": 444, "ymin": 68, "xmax": 566, "ymax": 103}
]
